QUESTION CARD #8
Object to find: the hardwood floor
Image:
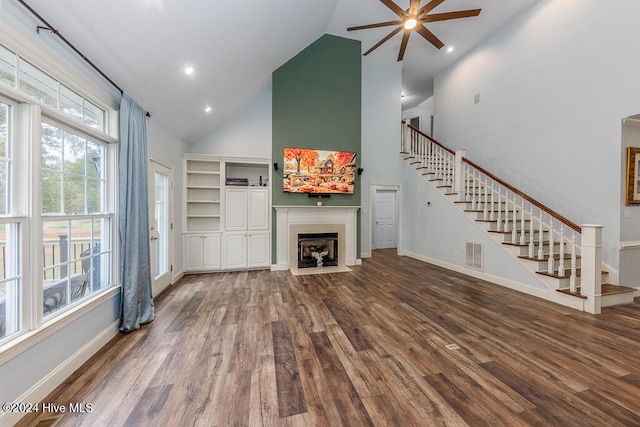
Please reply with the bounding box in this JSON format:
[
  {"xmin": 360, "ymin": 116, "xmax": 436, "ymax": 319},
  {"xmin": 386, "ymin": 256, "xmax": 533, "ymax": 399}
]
[{"xmin": 18, "ymin": 249, "xmax": 640, "ymax": 426}]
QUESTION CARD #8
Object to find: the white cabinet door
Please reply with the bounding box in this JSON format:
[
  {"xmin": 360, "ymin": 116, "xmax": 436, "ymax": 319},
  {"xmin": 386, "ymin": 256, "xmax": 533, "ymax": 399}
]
[
  {"xmin": 202, "ymin": 234, "xmax": 221, "ymax": 270},
  {"xmin": 225, "ymin": 189, "xmax": 248, "ymax": 231},
  {"xmin": 223, "ymin": 232, "xmax": 247, "ymax": 269},
  {"xmin": 184, "ymin": 233, "xmax": 220, "ymax": 271},
  {"xmin": 247, "ymin": 231, "xmax": 270, "ymax": 268},
  {"xmin": 184, "ymin": 234, "xmax": 204, "ymax": 270},
  {"xmin": 248, "ymin": 189, "xmax": 269, "ymax": 230}
]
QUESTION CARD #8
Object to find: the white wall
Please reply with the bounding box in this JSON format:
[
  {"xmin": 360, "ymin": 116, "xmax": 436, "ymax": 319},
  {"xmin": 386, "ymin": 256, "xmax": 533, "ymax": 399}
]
[
  {"xmin": 402, "ymin": 96, "xmax": 434, "ymax": 135},
  {"xmin": 360, "ymin": 60, "xmax": 403, "ymax": 256},
  {"xmin": 191, "ymin": 86, "xmax": 272, "ymax": 157},
  {"xmin": 433, "ymin": 0, "xmax": 640, "ymax": 270},
  {"xmin": 401, "ymin": 164, "xmax": 545, "ymax": 291}
]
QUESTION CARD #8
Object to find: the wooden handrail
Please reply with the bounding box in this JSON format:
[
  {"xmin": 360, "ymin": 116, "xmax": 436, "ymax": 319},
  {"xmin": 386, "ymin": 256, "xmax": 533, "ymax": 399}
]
[
  {"xmin": 462, "ymin": 157, "xmax": 582, "ymax": 234},
  {"xmin": 403, "ymin": 121, "xmax": 581, "ymax": 234},
  {"xmin": 407, "ymin": 123, "xmax": 455, "ymax": 155}
]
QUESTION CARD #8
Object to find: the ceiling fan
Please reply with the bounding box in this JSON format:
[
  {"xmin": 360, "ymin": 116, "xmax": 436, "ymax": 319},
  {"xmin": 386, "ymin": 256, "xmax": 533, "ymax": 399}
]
[{"xmin": 347, "ymin": 0, "xmax": 481, "ymax": 61}]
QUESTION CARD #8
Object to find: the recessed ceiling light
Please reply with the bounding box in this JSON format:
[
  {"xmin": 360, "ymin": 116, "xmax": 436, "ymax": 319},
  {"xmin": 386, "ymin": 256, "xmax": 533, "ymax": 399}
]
[
  {"xmin": 184, "ymin": 66, "xmax": 195, "ymax": 76},
  {"xmin": 446, "ymin": 46, "xmax": 454, "ymax": 53},
  {"xmin": 204, "ymin": 105, "xmax": 212, "ymax": 113}
]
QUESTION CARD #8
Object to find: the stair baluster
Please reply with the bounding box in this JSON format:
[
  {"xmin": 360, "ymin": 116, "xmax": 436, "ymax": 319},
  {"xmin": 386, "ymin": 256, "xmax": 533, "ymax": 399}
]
[
  {"xmin": 490, "ymin": 181, "xmax": 496, "ymax": 220},
  {"xmin": 519, "ymin": 197, "xmax": 526, "ymax": 245},
  {"xmin": 496, "ymin": 185, "xmax": 503, "ymax": 232},
  {"xmin": 528, "ymin": 203, "xmax": 535, "ymax": 257},
  {"xmin": 511, "ymin": 194, "xmax": 518, "ymax": 243},
  {"xmin": 483, "ymin": 177, "xmax": 489, "ymax": 220},
  {"xmin": 537, "ymin": 209, "xmax": 544, "ymax": 260},
  {"xmin": 570, "ymin": 232, "xmax": 577, "ymax": 293},
  {"xmin": 471, "ymin": 170, "xmax": 477, "ymax": 210},
  {"xmin": 557, "ymin": 225, "xmax": 566, "ymax": 278},
  {"xmin": 504, "ymin": 190, "xmax": 510, "ymax": 233},
  {"xmin": 547, "ymin": 219, "xmax": 555, "ymax": 274}
]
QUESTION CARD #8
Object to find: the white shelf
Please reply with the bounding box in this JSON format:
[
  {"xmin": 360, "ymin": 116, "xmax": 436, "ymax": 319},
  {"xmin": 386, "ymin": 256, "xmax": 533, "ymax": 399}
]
[
  {"xmin": 187, "ymin": 200, "xmax": 221, "ymax": 203},
  {"xmin": 186, "ymin": 185, "xmax": 220, "ymax": 189},
  {"xmin": 187, "ymin": 215, "xmax": 221, "ymax": 218},
  {"xmin": 187, "ymin": 171, "xmax": 220, "ymax": 175}
]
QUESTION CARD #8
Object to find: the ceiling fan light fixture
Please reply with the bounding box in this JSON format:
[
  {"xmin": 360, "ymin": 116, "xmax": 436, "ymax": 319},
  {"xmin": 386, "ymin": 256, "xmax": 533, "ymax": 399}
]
[{"xmin": 404, "ymin": 17, "xmax": 417, "ymax": 30}]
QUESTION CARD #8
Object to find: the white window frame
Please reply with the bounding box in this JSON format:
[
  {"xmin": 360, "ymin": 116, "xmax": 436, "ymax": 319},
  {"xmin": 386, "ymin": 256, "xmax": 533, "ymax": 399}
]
[{"xmin": 0, "ymin": 70, "xmax": 119, "ymax": 360}]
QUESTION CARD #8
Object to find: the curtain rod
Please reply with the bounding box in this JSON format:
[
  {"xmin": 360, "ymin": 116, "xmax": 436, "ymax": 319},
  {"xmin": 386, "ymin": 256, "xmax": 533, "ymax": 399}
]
[{"xmin": 17, "ymin": 0, "xmax": 151, "ymax": 118}]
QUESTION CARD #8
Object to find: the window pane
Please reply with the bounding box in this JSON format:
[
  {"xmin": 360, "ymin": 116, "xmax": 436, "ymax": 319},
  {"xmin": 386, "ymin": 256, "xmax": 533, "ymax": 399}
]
[
  {"xmin": 60, "ymin": 85, "xmax": 83, "ymax": 122},
  {"xmin": 41, "ymin": 123, "xmax": 63, "ymax": 171},
  {"xmin": 86, "ymin": 141, "xmax": 102, "ymax": 179},
  {"xmin": 0, "ymin": 161, "xmax": 6, "ymax": 215},
  {"xmin": 0, "ymin": 223, "xmax": 20, "ymax": 341},
  {"xmin": 64, "ymin": 132, "xmax": 86, "ymax": 175},
  {"xmin": 19, "ymin": 60, "xmax": 58, "ymax": 108},
  {"xmin": 64, "ymin": 174, "xmax": 84, "ymax": 214},
  {"xmin": 43, "ymin": 221, "xmax": 69, "ymax": 317},
  {"xmin": 0, "ymin": 101, "xmax": 8, "ymax": 158},
  {"xmin": 0, "ymin": 45, "xmax": 16, "ymax": 87},
  {"xmin": 87, "ymin": 178, "xmax": 100, "ymax": 213},
  {"xmin": 83, "ymin": 100, "xmax": 105, "ymax": 132},
  {"xmin": 42, "ymin": 171, "xmax": 62, "ymax": 214}
]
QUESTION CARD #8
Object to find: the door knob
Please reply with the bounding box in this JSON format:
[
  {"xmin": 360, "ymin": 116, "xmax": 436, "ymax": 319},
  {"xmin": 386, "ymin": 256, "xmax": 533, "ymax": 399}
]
[{"xmin": 150, "ymin": 235, "xmax": 158, "ymax": 241}]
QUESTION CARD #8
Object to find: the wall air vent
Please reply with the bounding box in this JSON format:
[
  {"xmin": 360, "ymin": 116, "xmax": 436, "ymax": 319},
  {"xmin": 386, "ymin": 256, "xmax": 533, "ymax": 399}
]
[{"xmin": 465, "ymin": 241, "xmax": 483, "ymax": 271}]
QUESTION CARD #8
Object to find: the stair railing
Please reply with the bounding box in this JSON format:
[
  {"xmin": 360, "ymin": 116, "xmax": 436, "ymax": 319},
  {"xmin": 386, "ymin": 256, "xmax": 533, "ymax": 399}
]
[{"xmin": 401, "ymin": 121, "xmax": 604, "ymax": 313}]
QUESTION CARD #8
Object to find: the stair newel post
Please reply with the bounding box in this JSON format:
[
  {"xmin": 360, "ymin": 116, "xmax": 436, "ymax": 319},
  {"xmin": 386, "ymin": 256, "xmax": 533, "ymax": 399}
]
[
  {"xmin": 528, "ymin": 203, "xmax": 535, "ymax": 257},
  {"xmin": 557, "ymin": 225, "xmax": 566, "ymax": 278},
  {"xmin": 402, "ymin": 121, "xmax": 410, "ymax": 153},
  {"xmin": 511, "ymin": 194, "xmax": 518, "ymax": 243},
  {"xmin": 519, "ymin": 197, "xmax": 526, "ymax": 245},
  {"xmin": 547, "ymin": 219, "xmax": 555, "ymax": 274},
  {"xmin": 537, "ymin": 209, "xmax": 545, "ymax": 260},
  {"xmin": 580, "ymin": 225, "xmax": 603, "ymax": 314},
  {"xmin": 496, "ymin": 185, "xmax": 502, "ymax": 232},
  {"xmin": 454, "ymin": 150, "xmax": 466, "ymax": 202},
  {"xmin": 569, "ymin": 231, "xmax": 577, "ymax": 293}
]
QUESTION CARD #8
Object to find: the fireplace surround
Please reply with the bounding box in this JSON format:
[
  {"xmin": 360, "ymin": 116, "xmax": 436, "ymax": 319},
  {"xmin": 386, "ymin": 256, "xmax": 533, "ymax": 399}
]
[{"xmin": 273, "ymin": 206, "xmax": 360, "ymax": 274}]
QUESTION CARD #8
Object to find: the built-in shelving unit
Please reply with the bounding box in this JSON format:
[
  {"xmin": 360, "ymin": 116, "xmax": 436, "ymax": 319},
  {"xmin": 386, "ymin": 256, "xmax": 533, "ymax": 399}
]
[
  {"xmin": 183, "ymin": 154, "xmax": 271, "ymax": 272},
  {"xmin": 185, "ymin": 158, "xmax": 221, "ymax": 232}
]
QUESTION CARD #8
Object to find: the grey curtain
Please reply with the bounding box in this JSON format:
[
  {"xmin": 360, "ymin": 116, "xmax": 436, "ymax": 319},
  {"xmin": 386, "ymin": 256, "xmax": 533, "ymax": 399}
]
[{"xmin": 118, "ymin": 93, "xmax": 154, "ymax": 332}]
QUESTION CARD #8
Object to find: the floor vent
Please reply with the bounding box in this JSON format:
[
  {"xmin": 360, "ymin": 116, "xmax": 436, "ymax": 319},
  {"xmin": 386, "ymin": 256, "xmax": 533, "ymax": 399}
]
[{"xmin": 465, "ymin": 241, "xmax": 483, "ymax": 271}]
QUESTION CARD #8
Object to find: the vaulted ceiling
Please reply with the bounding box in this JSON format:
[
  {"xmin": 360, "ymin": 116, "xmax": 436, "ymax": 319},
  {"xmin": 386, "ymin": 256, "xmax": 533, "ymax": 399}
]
[{"xmin": 24, "ymin": 0, "xmax": 538, "ymax": 144}]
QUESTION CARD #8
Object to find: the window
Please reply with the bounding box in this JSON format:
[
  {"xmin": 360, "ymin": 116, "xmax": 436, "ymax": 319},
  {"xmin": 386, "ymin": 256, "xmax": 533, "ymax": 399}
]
[
  {"xmin": 0, "ymin": 44, "xmax": 106, "ymax": 132},
  {"xmin": 0, "ymin": 100, "xmax": 22, "ymax": 341},
  {"xmin": 0, "ymin": 41, "xmax": 116, "ymax": 345},
  {"xmin": 41, "ymin": 122, "xmax": 113, "ymax": 318}
]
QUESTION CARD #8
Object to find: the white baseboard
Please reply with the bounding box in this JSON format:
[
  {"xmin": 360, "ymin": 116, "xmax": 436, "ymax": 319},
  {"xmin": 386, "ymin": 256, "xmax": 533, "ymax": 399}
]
[
  {"xmin": 0, "ymin": 321, "xmax": 120, "ymax": 426},
  {"xmin": 172, "ymin": 270, "xmax": 185, "ymax": 283},
  {"xmin": 403, "ymin": 251, "xmax": 549, "ymax": 301},
  {"xmin": 360, "ymin": 251, "xmax": 372, "ymax": 258}
]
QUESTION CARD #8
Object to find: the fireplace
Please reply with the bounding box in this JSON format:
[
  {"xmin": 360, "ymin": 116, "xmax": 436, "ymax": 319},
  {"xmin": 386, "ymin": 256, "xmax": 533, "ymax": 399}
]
[
  {"xmin": 298, "ymin": 233, "xmax": 339, "ymax": 268},
  {"xmin": 274, "ymin": 206, "xmax": 360, "ymax": 273}
]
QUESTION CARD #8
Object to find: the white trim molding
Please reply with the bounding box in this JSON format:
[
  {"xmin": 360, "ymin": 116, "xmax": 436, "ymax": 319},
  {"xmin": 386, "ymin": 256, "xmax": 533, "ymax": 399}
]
[{"xmin": 274, "ymin": 206, "xmax": 360, "ymax": 271}]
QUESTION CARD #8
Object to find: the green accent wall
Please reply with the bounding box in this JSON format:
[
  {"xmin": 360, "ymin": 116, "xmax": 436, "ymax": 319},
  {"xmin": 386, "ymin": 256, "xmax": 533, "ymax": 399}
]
[{"xmin": 271, "ymin": 34, "xmax": 362, "ymax": 261}]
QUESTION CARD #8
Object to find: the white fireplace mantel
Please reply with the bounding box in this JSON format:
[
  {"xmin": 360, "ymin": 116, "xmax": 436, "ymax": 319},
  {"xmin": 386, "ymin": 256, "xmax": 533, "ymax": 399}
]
[{"xmin": 273, "ymin": 206, "xmax": 360, "ymax": 271}]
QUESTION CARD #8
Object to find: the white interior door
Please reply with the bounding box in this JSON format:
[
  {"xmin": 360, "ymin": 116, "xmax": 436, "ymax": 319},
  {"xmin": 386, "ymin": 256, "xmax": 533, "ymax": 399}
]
[
  {"xmin": 149, "ymin": 159, "xmax": 173, "ymax": 297},
  {"xmin": 374, "ymin": 189, "xmax": 397, "ymax": 249}
]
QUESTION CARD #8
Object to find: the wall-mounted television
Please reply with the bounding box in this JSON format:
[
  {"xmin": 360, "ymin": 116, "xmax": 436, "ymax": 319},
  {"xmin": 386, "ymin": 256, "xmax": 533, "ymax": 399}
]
[{"xmin": 283, "ymin": 148, "xmax": 356, "ymax": 194}]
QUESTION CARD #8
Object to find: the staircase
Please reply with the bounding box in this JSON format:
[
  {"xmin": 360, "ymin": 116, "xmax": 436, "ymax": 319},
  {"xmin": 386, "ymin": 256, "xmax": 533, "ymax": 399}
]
[{"xmin": 401, "ymin": 122, "xmax": 638, "ymax": 313}]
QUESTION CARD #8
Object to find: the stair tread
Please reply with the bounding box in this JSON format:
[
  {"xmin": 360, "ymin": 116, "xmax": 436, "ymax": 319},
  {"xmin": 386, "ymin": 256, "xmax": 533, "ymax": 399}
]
[
  {"xmin": 556, "ymin": 284, "xmax": 636, "ymax": 299},
  {"xmin": 537, "ymin": 269, "xmax": 608, "ymax": 279},
  {"xmin": 518, "ymin": 254, "xmax": 580, "ymax": 261},
  {"xmin": 502, "ymin": 240, "xmax": 557, "ymax": 247}
]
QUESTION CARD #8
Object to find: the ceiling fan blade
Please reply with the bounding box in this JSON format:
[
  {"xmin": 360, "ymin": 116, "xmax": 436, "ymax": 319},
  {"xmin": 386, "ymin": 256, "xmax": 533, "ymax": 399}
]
[
  {"xmin": 409, "ymin": 0, "xmax": 421, "ymax": 15},
  {"xmin": 364, "ymin": 26, "xmax": 403, "ymax": 56},
  {"xmin": 415, "ymin": 24, "xmax": 444, "ymax": 49},
  {"xmin": 379, "ymin": 0, "xmax": 406, "ymax": 18},
  {"xmin": 348, "ymin": 20, "xmax": 403, "ymax": 31},
  {"xmin": 418, "ymin": 0, "xmax": 446, "ymax": 16},
  {"xmin": 423, "ymin": 9, "xmax": 482, "ymax": 22},
  {"xmin": 397, "ymin": 30, "xmax": 411, "ymax": 61}
]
